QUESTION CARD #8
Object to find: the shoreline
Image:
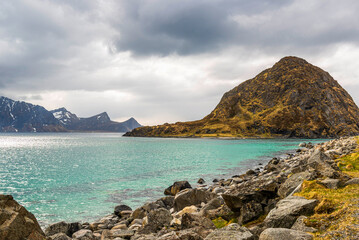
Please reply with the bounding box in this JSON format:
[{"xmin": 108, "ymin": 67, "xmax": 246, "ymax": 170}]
[{"xmin": 2, "ymin": 136, "xmax": 358, "ymax": 240}]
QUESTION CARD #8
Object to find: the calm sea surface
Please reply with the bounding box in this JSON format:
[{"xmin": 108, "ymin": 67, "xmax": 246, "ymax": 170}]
[{"xmin": 0, "ymin": 133, "xmax": 324, "ymax": 226}]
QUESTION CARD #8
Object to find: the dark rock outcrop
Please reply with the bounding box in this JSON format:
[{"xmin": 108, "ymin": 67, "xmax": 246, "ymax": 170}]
[{"xmin": 125, "ymin": 56, "xmax": 359, "ymax": 138}]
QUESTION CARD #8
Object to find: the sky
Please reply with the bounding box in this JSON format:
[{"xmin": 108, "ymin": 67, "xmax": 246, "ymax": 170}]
[{"xmin": 1, "ymin": 0, "xmax": 359, "ymax": 125}]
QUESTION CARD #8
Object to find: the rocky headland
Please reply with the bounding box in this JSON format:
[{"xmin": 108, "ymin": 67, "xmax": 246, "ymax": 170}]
[
  {"xmin": 1, "ymin": 137, "xmax": 359, "ymax": 240},
  {"xmin": 125, "ymin": 56, "xmax": 359, "ymax": 138}
]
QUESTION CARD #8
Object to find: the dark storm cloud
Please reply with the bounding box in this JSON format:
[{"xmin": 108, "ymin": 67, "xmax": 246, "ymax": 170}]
[
  {"xmin": 112, "ymin": 0, "xmax": 293, "ymax": 56},
  {"xmin": 111, "ymin": 0, "xmax": 359, "ymax": 56}
]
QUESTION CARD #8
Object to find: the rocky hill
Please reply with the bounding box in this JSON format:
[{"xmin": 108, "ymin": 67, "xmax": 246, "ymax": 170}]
[
  {"xmin": 125, "ymin": 56, "xmax": 359, "ymax": 138},
  {"xmin": 0, "ymin": 96, "xmax": 65, "ymax": 132}
]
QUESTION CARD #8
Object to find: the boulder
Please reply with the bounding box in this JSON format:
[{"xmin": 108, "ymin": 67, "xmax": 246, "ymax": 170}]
[
  {"xmin": 114, "ymin": 205, "xmax": 132, "ymax": 217},
  {"xmin": 264, "ymin": 196, "xmax": 318, "ymax": 228},
  {"xmin": 174, "ymin": 189, "xmax": 217, "ymax": 211},
  {"xmin": 198, "ymin": 178, "xmax": 206, "ymax": 184},
  {"xmin": 48, "ymin": 233, "xmax": 71, "ymax": 240},
  {"xmin": 278, "ymin": 171, "xmax": 315, "ymax": 198},
  {"xmin": 138, "ymin": 208, "xmax": 172, "ymax": 234},
  {"xmin": 0, "ymin": 195, "xmax": 46, "ymax": 240},
  {"xmin": 157, "ymin": 231, "xmax": 180, "ymax": 240},
  {"xmin": 307, "ymin": 150, "xmax": 338, "ymax": 178},
  {"xmin": 259, "ymin": 228, "xmax": 313, "ymax": 240},
  {"xmin": 222, "ymin": 176, "xmax": 278, "ymax": 211},
  {"xmin": 45, "ymin": 221, "xmax": 81, "ymax": 237},
  {"xmin": 344, "ymin": 178, "xmax": 359, "ymax": 186},
  {"xmin": 155, "ymin": 196, "xmax": 175, "ymax": 210},
  {"xmin": 318, "ymin": 178, "xmax": 340, "ymax": 189},
  {"xmin": 238, "ymin": 200, "xmax": 263, "ymax": 224},
  {"xmin": 205, "ymin": 223, "xmax": 254, "ymax": 240},
  {"xmin": 181, "ymin": 213, "xmax": 215, "ymax": 230},
  {"xmin": 291, "ymin": 216, "xmax": 317, "ymax": 233},
  {"xmin": 72, "ymin": 229, "xmax": 94, "ymax": 240},
  {"xmin": 164, "ymin": 181, "xmax": 192, "ymax": 196}
]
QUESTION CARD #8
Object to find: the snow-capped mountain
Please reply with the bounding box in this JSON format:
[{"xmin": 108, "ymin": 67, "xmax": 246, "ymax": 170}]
[
  {"xmin": 50, "ymin": 107, "xmax": 80, "ymax": 126},
  {"xmin": 0, "ymin": 97, "xmax": 65, "ymax": 132}
]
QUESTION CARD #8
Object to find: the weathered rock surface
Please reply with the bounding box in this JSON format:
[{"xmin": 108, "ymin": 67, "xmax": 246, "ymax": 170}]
[
  {"xmin": 138, "ymin": 208, "xmax": 172, "ymax": 234},
  {"xmin": 114, "ymin": 205, "xmax": 132, "ymax": 217},
  {"xmin": 205, "ymin": 223, "xmax": 254, "ymax": 240},
  {"xmin": 291, "ymin": 216, "xmax": 317, "ymax": 233},
  {"xmin": 48, "ymin": 233, "xmax": 71, "ymax": 240},
  {"xmin": 72, "ymin": 229, "xmax": 94, "ymax": 240},
  {"xmin": 174, "ymin": 189, "xmax": 217, "ymax": 211},
  {"xmin": 278, "ymin": 171, "xmax": 315, "ymax": 198},
  {"xmin": 264, "ymin": 196, "xmax": 318, "ymax": 228},
  {"xmin": 0, "ymin": 195, "xmax": 46, "ymax": 240},
  {"xmin": 164, "ymin": 181, "xmax": 192, "ymax": 196},
  {"xmin": 259, "ymin": 228, "xmax": 313, "ymax": 240},
  {"xmin": 45, "ymin": 221, "xmax": 82, "ymax": 237}
]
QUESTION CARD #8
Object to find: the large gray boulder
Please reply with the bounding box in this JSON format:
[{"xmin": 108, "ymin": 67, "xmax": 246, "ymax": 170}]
[
  {"xmin": 307, "ymin": 150, "xmax": 338, "ymax": 178},
  {"xmin": 291, "ymin": 216, "xmax": 317, "ymax": 233},
  {"xmin": 259, "ymin": 228, "xmax": 313, "ymax": 240},
  {"xmin": 138, "ymin": 208, "xmax": 172, "ymax": 234},
  {"xmin": 264, "ymin": 196, "xmax": 318, "ymax": 228},
  {"xmin": 0, "ymin": 195, "xmax": 46, "ymax": 240},
  {"xmin": 278, "ymin": 171, "xmax": 315, "ymax": 198},
  {"xmin": 174, "ymin": 189, "xmax": 217, "ymax": 211},
  {"xmin": 205, "ymin": 223, "xmax": 254, "ymax": 240}
]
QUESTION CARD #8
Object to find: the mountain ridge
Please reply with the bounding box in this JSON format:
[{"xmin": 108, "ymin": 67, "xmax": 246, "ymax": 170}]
[
  {"xmin": 0, "ymin": 97, "xmax": 141, "ymax": 133},
  {"xmin": 125, "ymin": 56, "xmax": 359, "ymax": 138}
]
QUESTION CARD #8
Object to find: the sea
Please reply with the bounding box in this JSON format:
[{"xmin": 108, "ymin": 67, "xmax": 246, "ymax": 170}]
[{"xmin": 0, "ymin": 133, "xmax": 325, "ymax": 226}]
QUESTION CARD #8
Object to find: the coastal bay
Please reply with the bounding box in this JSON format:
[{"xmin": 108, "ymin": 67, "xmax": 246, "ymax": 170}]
[{"xmin": 0, "ymin": 133, "xmax": 323, "ymax": 226}]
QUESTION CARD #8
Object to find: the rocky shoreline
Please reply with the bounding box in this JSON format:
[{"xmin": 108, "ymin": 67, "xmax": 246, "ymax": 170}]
[{"xmin": 1, "ymin": 137, "xmax": 359, "ymax": 240}]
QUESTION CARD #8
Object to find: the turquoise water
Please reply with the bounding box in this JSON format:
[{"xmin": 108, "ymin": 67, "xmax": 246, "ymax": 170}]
[{"xmin": 0, "ymin": 133, "xmax": 324, "ymax": 226}]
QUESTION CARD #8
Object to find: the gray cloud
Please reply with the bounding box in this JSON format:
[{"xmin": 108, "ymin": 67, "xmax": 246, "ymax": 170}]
[{"xmin": 0, "ymin": 0, "xmax": 359, "ymax": 125}]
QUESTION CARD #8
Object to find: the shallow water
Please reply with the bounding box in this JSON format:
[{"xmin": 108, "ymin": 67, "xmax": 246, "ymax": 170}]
[{"xmin": 0, "ymin": 133, "xmax": 324, "ymax": 225}]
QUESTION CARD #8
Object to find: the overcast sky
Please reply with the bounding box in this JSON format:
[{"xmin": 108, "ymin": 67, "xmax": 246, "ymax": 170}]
[{"xmin": 1, "ymin": 0, "xmax": 359, "ymax": 125}]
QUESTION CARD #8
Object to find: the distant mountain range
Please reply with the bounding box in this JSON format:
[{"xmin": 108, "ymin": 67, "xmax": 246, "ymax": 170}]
[
  {"xmin": 0, "ymin": 97, "xmax": 141, "ymax": 133},
  {"xmin": 125, "ymin": 56, "xmax": 359, "ymax": 138}
]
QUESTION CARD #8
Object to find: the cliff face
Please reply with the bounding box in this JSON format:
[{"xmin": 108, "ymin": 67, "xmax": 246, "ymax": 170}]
[{"xmin": 125, "ymin": 56, "xmax": 359, "ymax": 138}]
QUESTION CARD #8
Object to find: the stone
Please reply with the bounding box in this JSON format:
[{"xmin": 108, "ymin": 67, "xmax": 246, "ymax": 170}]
[
  {"xmin": 173, "ymin": 189, "xmax": 217, "ymax": 211},
  {"xmin": 238, "ymin": 200, "xmax": 263, "ymax": 224},
  {"xmin": 278, "ymin": 171, "xmax": 315, "ymax": 198},
  {"xmin": 110, "ymin": 229, "xmax": 135, "ymax": 239},
  {"xmin": 45, "ymin": 221, "xmax": 81, "ymax": 237},
  {"xmin": 264, "ymin": 196, "xmax": 318, "ymax": 228},
  {"xmin": 259, "ymin": 228, "xmax": 313, "ymax": 240},
  {"xmin": 48, "ymin": 233, "xmax": 71, "ymax": 240},
  {"xmin": 138, "ymin": 208, "xmax": 172, "ymax": 234},
  {"xmin": 299, "ymin": 142, "xmax": 307, "ymax": 147},
  {"xmin": 291, "ymin": 216, "xmax": 317, "ymax": 233},
  {"xmin": 197, "ymin": 178, "xmax": 206, "ymax": 184},
  {"xmin": 307, "ymin": 149, "xmax": 338, "ymax": 178},
  {"xmin": 0, "ymin": 195, "xmax": 46, "ymax": 240},
  {"xmin": 177, "ymin": 228, "xmax": 208, "ymax": 240},
  {"xmin": 319, "ymin": 178, "xmax": 340, "ymax": 189},
  {"xmin": 156, "ymin": 196, "xmax": 175, "ymax": 210},
  {"xmin": 176, "ymin": 205, "xmax": 198, "ymax": 217},
  {"xmin": 164, "ymin": 181, "xmax": 192, "ymax": 196},
  {"xmin": 157, "ymin": 231, "xmax": 180, "ymax": 240},
  {"xmin": 181, "ymin": 213, "xmax": 215, "ymax": 230},
  {"xmin": 205, "ymin": 223, "xmax": 254, "ymax": 240},
  {"xmin": 344, "ymin": 178, "xmax": 359, "ymax": 186},
  {"xmin": 114, "ymin": 205, "xmax": 132, "ymax": 217},
  {"xmin": 72, "ymin": 229, "xmax": 94, "ymax": 240}
]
